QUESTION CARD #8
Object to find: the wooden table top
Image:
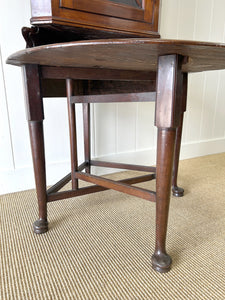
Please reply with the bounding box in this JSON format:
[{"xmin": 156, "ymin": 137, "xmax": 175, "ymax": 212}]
[{"xmin": 7, "ymin": 38, "xmax": 225, "ymax": 73}]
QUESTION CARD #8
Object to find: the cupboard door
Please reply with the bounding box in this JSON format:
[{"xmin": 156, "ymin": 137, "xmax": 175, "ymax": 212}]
[
  {"xmin": 31, "ymin": 0, "xmax": 160, "ymax": 37},
  {"xmin": 59, "ymin": 0, "xmax": 153, "ymax": 23}
]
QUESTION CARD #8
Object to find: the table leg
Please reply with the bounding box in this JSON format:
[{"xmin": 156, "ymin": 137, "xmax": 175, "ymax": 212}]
[
  {"xmin": 24, "ymin": 65, "xmax": 48, "ymax": 234},
  {"xmin": 152, "ymin": 128, "xmax": 175, "ymax": 272},
  {"xmin": 151, "ymin": 55, "xmax": 184, "ymax": 272},
  {"xmin": 29, "ymin": 121, "xmax": 48, "ymax": 234},
  {"xmin": 172, "ymin": 74, "xmax": 187, "ymax": 197},
  {"xmin": 67, "ymin": 79, "xmax": 78, "ymax": 189},
  {"xmin": 172, "ymin": 113, "xmax": 184, "ymax": 197},
  {"xmin": 83, "ymin": 103, "xmax": 91, "ymax": 173}
]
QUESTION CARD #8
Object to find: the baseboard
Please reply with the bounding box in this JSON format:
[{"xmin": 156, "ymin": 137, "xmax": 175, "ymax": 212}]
[
  {"xmin": 180, "ymin": 138, "xmax": 225, "ymax": 160},
  {"xmin": 93, "ymin": 137, "xmax": 225, "ymax": 175},
  {"xmin": 0, "ymin": 161, "xmax": 71, "ymax": 196},
  {"xmin": 1, "ymin": 138, "xmax": 224, "ymax": 195}
]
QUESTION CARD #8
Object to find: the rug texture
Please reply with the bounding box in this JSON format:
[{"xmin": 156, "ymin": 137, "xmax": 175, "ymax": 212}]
[{"xmin": 1, "ymin": 153, "xmax": 225, "ymax": 300}]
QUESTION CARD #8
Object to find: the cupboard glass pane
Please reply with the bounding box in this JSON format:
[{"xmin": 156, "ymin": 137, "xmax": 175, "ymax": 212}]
[{"xmin": 109, "ymin": 0, "xmax": 142, "ymax": 8}]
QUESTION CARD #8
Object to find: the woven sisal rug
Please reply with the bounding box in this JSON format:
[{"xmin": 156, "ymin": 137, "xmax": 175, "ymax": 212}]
[{"xmin": 1, "ymin": 153, "xmax": 225, "ymax": 299}]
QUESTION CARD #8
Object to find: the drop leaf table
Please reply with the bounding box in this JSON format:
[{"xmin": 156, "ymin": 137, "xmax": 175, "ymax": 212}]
[{"xmin": 7, "ymin": 38, "xmax": 225, "ymax": 272}]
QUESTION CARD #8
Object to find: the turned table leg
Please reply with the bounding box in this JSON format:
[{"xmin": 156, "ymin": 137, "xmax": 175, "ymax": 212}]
[
  {"xmin": 67, "ymin": 79, "xmax": 79, "ymax": 189},
  {"xmin": 83, "ymin": 102, "xmax": 91, "ymax": 174},
  {"xmin": 151, "ymin": 55, "xmax": 186, "ymax": 272},
  {"xmin": 172, "ymin": 113, "xmax": 185, "ymax": 197},
  {"xmin": 24, "ymin": 65, "xmax": 48, "ymax": 234},
  {"xmin": 152, "ymin": 128, "xmax": 176, "ymax": 272},
  {"xmin": 29, "ymin": 121, "xmax": 48, "ymax": 233},
  {"xmin": 172, "ymin": 73, "xmax": 188, "ymax": 197}
]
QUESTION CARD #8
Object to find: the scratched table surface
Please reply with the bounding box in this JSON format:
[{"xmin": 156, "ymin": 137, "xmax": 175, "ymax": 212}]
[{"xmin": 7, "ymin": 38, "xmax": 225, "ymax": 73}]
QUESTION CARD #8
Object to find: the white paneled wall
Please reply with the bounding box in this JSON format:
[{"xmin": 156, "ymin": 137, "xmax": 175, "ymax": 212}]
[
  {"xmin": 0, "ymin": 0, "xmax": 225, "ymax": 194},
  {"xmin": 95, "ymin": 0, "xmax": 225, "ymax": 160}
]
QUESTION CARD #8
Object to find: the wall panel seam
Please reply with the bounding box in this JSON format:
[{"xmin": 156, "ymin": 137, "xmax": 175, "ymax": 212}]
[
  {"xmin": 208, "ymin": 0, "xmax": 215, "ymax": 40},
  {"xmin": 192, "ymin": 0, "xmax": 198, "ymax": 40},
  {"xmin": 176, "ymin": 0, "xmax": 181, "ymax": 38},
  {"xmin": 212, "ymin": 71, "xmax": 221, "ymax": 137},
  {"xmin": 199, "ymin": 73, "xmax": 207, "ymax": 140},
  {"xmin": 0, "ymin": 47, "xmax": 15, "ymax": 169}
]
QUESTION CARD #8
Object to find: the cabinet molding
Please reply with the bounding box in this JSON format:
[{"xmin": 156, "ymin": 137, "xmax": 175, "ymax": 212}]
[{"xmin": 30, "ymin": 0, "xmax": 160, "ymax": 38}]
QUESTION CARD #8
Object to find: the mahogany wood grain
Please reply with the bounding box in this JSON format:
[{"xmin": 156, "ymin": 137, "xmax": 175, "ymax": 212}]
[
  {"xmin": 75, "ymin": 172, "xmax": 156, "ymax": 202},
  {"xmin": 22, "ymin": 25, "xmax": 158, "ymax": 49},
  {"xmin": 24, "ymin": 65, "xmax": 48, "ymax": 234},
  {"xmin": 41, "ymin": 66, "xmax": 156, "ymax": 81},
  {"xmin": 70, "ymin": 92, "xmax": 156, "ymax": 103},
  {"xmin": 30, "ymin": 0, "xmax": 160, "ymax": 38},
  {"xmin": 155, "ymin": 55, "xmax": 183, "ymax": 128},
  {"xmin": 152, "ymin": 128, "xmax": 176, "ymax": 273},
  {"xmin": 23, "ymin": 65, "xmax": 44, "ymax": 121},
  {"xmin": 172, "ymin": 73, "xmax": 188, "ymax": 197},
  {"xmin": 152, "ymin": 55, "xmax": 183, "ymax": 273},
  {"xmin": 47, "ymin": 174, "xmax": 155, "ymax": 202},
  {"xmin": 8, "ymin": 39, "xmax": 225, "ymax": 73},
  {"xmin": 29, "ymin": 121, "xmax": 48, "ymax": 234}
]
